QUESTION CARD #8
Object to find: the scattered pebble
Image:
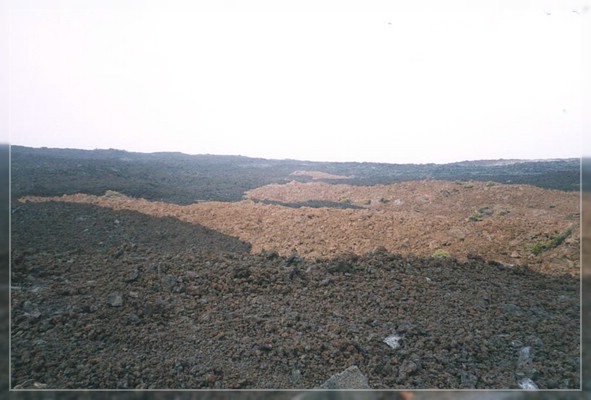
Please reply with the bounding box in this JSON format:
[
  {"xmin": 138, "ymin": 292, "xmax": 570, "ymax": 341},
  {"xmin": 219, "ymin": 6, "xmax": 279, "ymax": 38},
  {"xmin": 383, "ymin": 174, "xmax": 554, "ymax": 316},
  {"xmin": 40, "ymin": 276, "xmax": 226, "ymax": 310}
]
[{"xmin": 107, "ymin": 292, "xmax": 123, "ymax": 307}]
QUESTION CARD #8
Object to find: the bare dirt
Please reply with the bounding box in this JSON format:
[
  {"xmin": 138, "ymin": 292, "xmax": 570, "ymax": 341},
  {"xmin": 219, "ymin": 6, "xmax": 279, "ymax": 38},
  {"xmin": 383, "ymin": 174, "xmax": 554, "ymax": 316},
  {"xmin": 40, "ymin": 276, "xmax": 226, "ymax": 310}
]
[
  {"xmin": 20, "ymin": 179, "xmax": 580, "ymax": 276},
  {"xmin": 10, "ymin": 177, "xmax": 582, "ymax": 391},
  {"xmin": 10, "ymin": 201, "xmax": 580, "ymax": 390},
  {"xmin": 290, "ymin": 170, "xmax": 352, "ymax": 180},
  {"xmin": 8, "ymin": 147, "xmax": 585, "ymax": 395}
]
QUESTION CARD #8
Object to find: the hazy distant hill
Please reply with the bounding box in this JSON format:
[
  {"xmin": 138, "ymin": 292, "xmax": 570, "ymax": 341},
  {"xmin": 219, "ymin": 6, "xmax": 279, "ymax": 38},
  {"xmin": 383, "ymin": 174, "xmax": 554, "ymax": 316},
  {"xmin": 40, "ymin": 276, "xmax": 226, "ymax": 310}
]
[
  {"xmin": 10, "ymin": 146, "xmax": 581, "ymax": 204},
  {"xmin": 583, "ymin": 157, "xmax": 591, "ymax": 191}
]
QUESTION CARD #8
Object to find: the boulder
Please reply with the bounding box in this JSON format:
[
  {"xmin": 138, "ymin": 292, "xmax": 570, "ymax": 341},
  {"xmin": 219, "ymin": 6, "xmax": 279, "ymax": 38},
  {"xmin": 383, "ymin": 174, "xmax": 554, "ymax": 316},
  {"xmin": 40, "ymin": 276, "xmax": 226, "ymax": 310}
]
[{"xmin": 319, "ymin": 365, "xmax": 371, "ymax": 389}]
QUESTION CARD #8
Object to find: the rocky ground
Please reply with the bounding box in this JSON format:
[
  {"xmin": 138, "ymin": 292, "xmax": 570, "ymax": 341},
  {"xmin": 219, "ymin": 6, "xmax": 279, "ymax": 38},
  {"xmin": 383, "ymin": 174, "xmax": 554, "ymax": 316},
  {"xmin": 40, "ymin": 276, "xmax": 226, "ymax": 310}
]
[
  {"xmin": 20, "ymin": 179, "xmax": 580, "ymax": 276},
  {"xmin": 10, "ymin": 198, "xmax": 580, "ymax": 390},
  {"xmin": 7, "ymin": 153, "xmax": 586, "ymax": 396}
]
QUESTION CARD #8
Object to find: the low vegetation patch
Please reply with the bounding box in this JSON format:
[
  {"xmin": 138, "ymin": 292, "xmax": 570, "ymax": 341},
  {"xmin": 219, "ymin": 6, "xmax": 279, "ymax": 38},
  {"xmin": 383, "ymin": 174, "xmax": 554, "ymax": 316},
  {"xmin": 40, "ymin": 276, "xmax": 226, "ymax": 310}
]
[
  {"xmin": 104, "ymin": 190, "xmax": 125, "ymax": 198},
  {"xmin": 468, "ymin": 207, "xmax": 494, "ymax": 221},
  {"xmin": 530, "ymin": 225, "xmax": 575, "ymax": 255},
  {"xmin": 432, "ymin": 249, "xmax": 451, "ymax": 259}
]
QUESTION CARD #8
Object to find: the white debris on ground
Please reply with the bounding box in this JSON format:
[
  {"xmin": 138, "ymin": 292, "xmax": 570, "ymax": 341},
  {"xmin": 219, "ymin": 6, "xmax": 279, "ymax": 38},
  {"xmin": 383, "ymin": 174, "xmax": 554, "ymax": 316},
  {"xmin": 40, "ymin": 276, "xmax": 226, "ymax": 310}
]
[
  {"xmin": 384, "ymin": 333, "xmax": 403, "ymax": 349},
  {"xmin": 517, "ymin": 377, "xmax": 539, "ymax": 390}
]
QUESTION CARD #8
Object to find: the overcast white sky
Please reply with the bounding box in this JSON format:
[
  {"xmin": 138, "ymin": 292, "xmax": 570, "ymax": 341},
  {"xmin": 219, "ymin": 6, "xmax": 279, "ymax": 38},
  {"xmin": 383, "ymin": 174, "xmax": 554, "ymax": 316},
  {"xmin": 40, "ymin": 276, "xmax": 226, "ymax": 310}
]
[{"xmin": 4, "ymin": 0, "xmax": 590, "ymax": 163}]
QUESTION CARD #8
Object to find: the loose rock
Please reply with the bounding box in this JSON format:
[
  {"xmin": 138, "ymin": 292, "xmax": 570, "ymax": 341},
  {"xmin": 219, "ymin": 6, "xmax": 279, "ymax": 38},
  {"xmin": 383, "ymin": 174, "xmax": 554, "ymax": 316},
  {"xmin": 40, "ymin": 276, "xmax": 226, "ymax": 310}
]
[
  {"xmin": 107, "ymin": 292, "xmax": 123, "ymax": 307},
  {"xmin": 319, "ymin": 365, "xmax": 371, "ymax": 389}
]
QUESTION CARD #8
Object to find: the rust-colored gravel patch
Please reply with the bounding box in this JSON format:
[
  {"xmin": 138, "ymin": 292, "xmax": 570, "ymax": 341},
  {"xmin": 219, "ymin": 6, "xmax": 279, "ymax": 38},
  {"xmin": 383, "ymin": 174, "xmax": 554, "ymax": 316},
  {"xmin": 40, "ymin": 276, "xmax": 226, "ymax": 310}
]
[
  {"xmin": 246, "ymin": 180, "xmax": 577, "ymax": 217},
  {"xmin": 290, "ymin": 170, "xmax": 352, "ymax": 180},
  {"xmin": 20, "ymin": 180, "xmax": 580, "ymax": 276}
]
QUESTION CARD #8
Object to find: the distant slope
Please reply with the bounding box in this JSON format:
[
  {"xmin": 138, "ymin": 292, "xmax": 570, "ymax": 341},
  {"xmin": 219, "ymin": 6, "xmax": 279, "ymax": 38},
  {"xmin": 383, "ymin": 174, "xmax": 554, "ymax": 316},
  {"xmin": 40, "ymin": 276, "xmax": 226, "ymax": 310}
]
[
  {"xmin": 584, "ymin": 157, "xmax": 591, "ymax": 192},
  {"xmin": 11, "ymin": 146, "xmax": 580, "ymax": 204}
]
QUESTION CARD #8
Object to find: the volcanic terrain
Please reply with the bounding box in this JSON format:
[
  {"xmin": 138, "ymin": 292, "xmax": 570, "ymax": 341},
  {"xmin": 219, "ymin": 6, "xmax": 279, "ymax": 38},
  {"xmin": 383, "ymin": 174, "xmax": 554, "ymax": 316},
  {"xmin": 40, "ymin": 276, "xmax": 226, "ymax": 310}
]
[{"xmin": 9, "ymin": 148, "xmax": 583, "ymax": 392}]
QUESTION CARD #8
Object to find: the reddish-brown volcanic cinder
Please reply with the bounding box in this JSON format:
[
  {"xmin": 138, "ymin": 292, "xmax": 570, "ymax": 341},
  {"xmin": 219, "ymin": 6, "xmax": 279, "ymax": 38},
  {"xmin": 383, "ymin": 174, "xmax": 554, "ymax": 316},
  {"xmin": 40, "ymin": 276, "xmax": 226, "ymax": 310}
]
[{"xmin": 21, "ymin": 180, "xmax": 580, "ymax": 276}]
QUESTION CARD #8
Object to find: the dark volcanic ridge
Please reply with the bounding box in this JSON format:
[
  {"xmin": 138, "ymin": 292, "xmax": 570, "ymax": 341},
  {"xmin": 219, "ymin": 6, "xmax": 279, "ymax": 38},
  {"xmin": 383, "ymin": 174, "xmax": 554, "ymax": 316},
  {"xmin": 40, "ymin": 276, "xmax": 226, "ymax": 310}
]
[
  {"xmin": 11, "ymin": 145, "xmax": 580, "ymax": 205},
  {"xmin": 10, "ymin": 201, "xmax": 580, "ymax": 390}
]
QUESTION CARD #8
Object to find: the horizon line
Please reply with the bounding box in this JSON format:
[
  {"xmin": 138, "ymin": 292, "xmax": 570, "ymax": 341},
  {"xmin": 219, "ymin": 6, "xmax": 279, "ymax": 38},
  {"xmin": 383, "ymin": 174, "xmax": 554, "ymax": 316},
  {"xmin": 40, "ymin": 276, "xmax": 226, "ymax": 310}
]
[{"xmin": 6, "ymin": 143, "xmax": 584, "ymax": 165}]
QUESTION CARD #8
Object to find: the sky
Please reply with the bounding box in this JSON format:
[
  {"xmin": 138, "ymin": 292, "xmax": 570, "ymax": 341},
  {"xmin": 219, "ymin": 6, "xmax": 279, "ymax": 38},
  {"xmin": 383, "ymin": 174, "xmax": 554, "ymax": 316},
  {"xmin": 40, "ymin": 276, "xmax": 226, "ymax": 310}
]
[{"xmin": 3, "ymin": 0, "xmax": 590, "ymax": 164}]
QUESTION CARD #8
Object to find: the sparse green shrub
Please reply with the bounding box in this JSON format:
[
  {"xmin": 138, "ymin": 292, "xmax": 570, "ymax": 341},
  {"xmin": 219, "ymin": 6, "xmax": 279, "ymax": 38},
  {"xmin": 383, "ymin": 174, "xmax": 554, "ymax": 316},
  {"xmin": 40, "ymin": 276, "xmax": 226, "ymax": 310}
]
[
  {"xmin": 379, "ymin": 197, "xmax": 389, "ymax": 204},
  {"xmin": 104, "ymin": 190, "xmax": 125, "ymax": 198},
  {"xmin": 432, "ymin": 249, "xmax": 451, "ymax": 259},
  {"xmin": 468, "ymin": 212, "xmax": 481, "ymax": 222},
  {"xmin": 549, "ymin": 205, "xmax": 556, "ymax": 209},
  {"xmin": 463, "ymin": 183, "xmax": 474, "ymax": 189},
  {"xmin": 455, "ymin": 180, "xmax": 463, "ymax": 185},
  {"xmin": 478, "ymin": 207, "xmax": 493, "ymax": 216},
  {"xmin": 530, "ymin": 241, "xmax": 547, "ymax": 255},
  {"xmin": 530, "ymin": 225, "xmax": 574, "ymax": 255},
  {"xmin": 469, "ymin": 207, "xmax": 493, "ymax": 221},
  {"xmin": 486, "ymin": 181, "xmax": 496, "ymax": 187},
  {"xmin": 499, "ymin": 209, "xmax": 510, "ymax": 216},
  {"xmin": 339, "ymin": 197, "xmax": 352, "ymax": 204}
]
